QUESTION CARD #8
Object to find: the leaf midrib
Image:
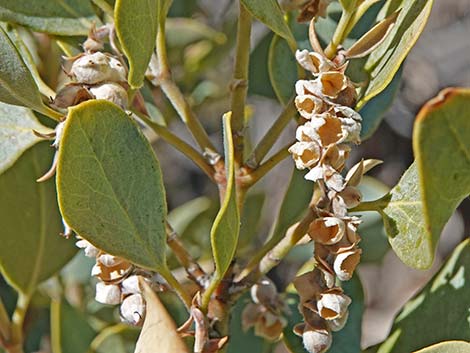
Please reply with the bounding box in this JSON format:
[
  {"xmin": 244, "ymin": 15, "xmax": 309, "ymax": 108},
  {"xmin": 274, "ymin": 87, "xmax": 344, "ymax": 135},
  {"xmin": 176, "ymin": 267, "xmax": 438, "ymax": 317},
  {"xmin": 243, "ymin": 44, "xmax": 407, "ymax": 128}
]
[{"xmin": 74, "ymin": 117, "xmax": 159, "ymax": 269}]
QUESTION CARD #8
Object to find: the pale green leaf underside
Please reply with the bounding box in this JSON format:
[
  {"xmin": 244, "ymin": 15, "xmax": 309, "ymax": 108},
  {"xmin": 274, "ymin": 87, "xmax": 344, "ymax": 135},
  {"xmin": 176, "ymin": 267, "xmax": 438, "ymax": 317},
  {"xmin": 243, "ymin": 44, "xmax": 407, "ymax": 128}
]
[
  {"xmin": 0, "ymin": 142, "xmax": 77, "ymax": 294},
  {"xmin": 0, "ymin": 102, "xmax": 52, "ymax": 175},
  {"xmin": 414, "ymin": 341, "xmax": 470, "ymax": 353},
  {"xmin": 378, "ymin": 240, "xmax": 470, "ymax": 352},
  {"xmin": 115, "ymin": 0, "xmax": 160, "ymax": 88},
  {"xmin": 241, "ymin": 0, "xmax": 295, "ymax": 47},
  {"xmin": 0, "ymin": 0, "xmax": 99, "ymax": 35},
  {"xmin": 211, "ymin": 112, "xmax": 240, "ymax": 281},
  {"xmin": 377, "ymin": 89, "xmax": 470, "ymax": 269},
  {"xmin": 57, "ymin": 100, "xmax": 168, "ymax": 271},
  {"xmin": 413, "ymin": 88, "xmax": 470, "ymax": 254},
  {"xmin": 359, "ymin": 0, "xmax": 433, "ymax": 106}
]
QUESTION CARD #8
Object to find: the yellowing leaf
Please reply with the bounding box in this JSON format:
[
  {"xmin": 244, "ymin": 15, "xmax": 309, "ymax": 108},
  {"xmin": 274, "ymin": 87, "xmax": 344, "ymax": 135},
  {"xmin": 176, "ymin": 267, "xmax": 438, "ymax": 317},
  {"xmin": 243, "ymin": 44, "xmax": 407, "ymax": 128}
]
[
  {"xmin": 414, "ymin": 341, "xmax": 470, "ymax": 353},
  {"xmin": 358, "ymin": 0, "xmax": 433, "ymax": 107},
  {"xmin": 134, "ymin": 279, "xmax": 189, "ymax": 353},
  {"xmin": 0, "ymin": 102, "xmax": 52, "ymax": 175},
  {"xmin": 0, "ymin": 142, "xmax": 77, "ymax": 295},
  {"xmin": 210, "ymin": 112, "xmax": 240, "ymax": 282},
  {"xmin": 57, "ymin": 100, "xmax": 168, "ymax": 272}
]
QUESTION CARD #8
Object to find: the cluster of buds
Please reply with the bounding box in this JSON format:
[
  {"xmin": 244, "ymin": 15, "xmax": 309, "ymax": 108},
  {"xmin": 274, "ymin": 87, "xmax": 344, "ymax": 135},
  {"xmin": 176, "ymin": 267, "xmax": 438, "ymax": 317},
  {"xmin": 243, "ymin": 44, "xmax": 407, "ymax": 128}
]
[
  {"xmin": 75, "ymin": 236, "xmax": 148, "ymax": 326},
  {"xmin": 288, "ymin": 48, "xmax": 381, "ymax": 353},
  {"xmin": 241, "ymin": 278, "xmax": 288, "ymax": 341},
  {"xmin": 53, "ymin": 25, "xmax": 128, "ymax": 111}
]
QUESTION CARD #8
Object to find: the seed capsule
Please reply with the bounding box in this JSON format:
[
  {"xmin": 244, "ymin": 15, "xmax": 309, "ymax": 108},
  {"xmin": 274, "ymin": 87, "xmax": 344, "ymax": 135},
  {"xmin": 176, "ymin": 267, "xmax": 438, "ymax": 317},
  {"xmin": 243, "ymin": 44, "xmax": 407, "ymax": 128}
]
[
  {"xmin": 90, "ymin": 82, "xmax": 128, "ymax": 109},
  {"xmin": 120, "ymin": 293, "xmax": 146, "ymax": 325},
  {"xmin": 302, "ymin": 325, "xmax": 332, "ymax": 353},
  {"xmin": 95, "ymin": 282, "xmax": 121, "ymax": 305}
]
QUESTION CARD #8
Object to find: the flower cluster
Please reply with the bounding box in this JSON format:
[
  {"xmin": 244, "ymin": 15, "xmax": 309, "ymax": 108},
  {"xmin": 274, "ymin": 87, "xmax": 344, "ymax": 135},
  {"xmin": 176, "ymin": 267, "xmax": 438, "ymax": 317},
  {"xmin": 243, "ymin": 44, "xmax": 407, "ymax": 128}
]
[
  {"xmin": 53, "ymin": 26, "xmax": 128, "ymax": 111},
  {"xmin": 288, "ymin": 49, "xmax": 380, "ymax": 353},
  {"xmin": 241, "ymin": 278, "xmax": 288, "ymax": 341},
  {"xmin": 75, "ymin": 236, "xmax": 147, "ymax": 326}
]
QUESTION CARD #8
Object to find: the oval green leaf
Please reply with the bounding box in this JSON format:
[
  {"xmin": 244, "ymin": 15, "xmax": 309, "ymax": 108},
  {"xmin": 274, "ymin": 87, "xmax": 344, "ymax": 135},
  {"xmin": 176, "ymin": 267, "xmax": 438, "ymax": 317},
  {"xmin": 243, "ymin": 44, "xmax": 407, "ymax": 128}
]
[
  {"xmin": 241, "ymin": 0, "xmax": 295, "ymax": 47},
  {"xmin": 51, "ymin": 298, "xmax": 96, "ymax": 353},
  {"xmin": 0, "ymin": 26, "xmax": 49, "ymax": 114},
  {"xmin": 0, "ymin": 141, "xmax": 77, "ymax": 295},
  {"xmin": 210, "ymin": 112, "xmax": 240, "ymax": 281},
  {"xmin": 115, "ymin": 0, "xmax": 168, "ymax": 88},
  {"xmin": 360, "ymin": 0, "xmax": 433, "ymax": 105},
  {"xmin": 268, "ymin": 35, "xmax": 297, "ymax": 105},
  {"xmin": 56, "ymin": 100, "xmax": 168, "ymax": 272},
  {"xmin": 413, "ymin": 88, "xmax": 470, "ymax": 259},
  {"xmin": 0, "ymin": 102, "xmax": 52, "ymax": 175},
  {"xmin": 0, "ymin": 0, "xmax": 99, "ymax": 36},
  {"xmin": 372, "ymin": 89, "xmax": 470, "ymax": 269},
  {"xmin": 377, "ymin": 239, "xmax": 470, "ymax": 353},
  {"xmin": 414, "ymin": 341, "xmax": 470, "ymax": 353}
]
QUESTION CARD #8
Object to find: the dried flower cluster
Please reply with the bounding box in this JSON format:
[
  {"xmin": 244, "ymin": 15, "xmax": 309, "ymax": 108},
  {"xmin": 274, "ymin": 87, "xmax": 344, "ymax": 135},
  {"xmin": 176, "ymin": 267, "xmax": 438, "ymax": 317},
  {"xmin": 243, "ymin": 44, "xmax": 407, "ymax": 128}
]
[
  {"xmin": 241, "ymin": 278, "xmax": 288, "ymax": 341},
  {"xmin": 288, "ymin": 49, "xmax": 380, "ymax": 353},
  {"xmin": 75, "ymin": 236, "xmax": 147, "ymax": 325}
]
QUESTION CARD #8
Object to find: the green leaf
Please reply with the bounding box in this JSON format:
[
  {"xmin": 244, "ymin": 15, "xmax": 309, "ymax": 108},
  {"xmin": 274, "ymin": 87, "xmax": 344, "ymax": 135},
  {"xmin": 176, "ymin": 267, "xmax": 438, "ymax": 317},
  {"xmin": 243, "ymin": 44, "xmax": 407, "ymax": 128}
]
[
  {"xmin": 51, "ymin": 298, "xmax": 96, "ymax": 353},
  {"xmin": 56, "ymin": 100, "xmax": 168, "ymax": 272},
  {"xmin": 413, "ymin": 88, "xmax": 470, "ymax": 259},
  {"xmin": 0, "ymin": 26, "xmax": 53, "ymax": 115},
  {"xmin": 268, "ymin": 35, "xmax": 297, "ymax": 105},
  {"xmin": 115, "ymin": 0, "xmax": 170, "ymax": 88},
  {"xmin": 358, "ymin": 65, "xmax": 402, "ymax": 139},
  {"xmin": 168, "ymin": 197, "xmax": 211, "ymax": 235},
  {"xmin": 240, "ymin": 0, "xmax": 295, "ymax": 47},
  {"xmin": 283, "ymin": 274, "xmax": 364, "ymax": 353},
  {"xmin": 0, "ymin": 142, "xmax": 77, "ymax": 295},
  {"xmin": 248, "ymin": 32, "xmax": 275, "ymax": 99},
  {"xmin": 414, "ymin": 341, "xmax": 470, "ymax": 353},
  {"xmin": 210, "ymin": 112, "xmax": 240, "ymax": 281},
  {"xmin": 238, "ymin": 192, "xmax": 266, "ymax": 252},
  {"xmin": 227, "ymin": 294, "xmax": 274, "ymax": 353},
  {"xmin": 0, "ymin": 102, "xmax": 52, "ymax": 175},
  {"xmin": 166, "ymin": 18, "xmax": 227, "ymax": 47},
  {"xmin": 359, "ymin": 0, "xmax": 433, "ymax": 106},
  {"xmin": 377, "ymin": 239, "xmax": 470, "ymax": 352},
  {"xmin": 375, "ymin": 88, "xmax": 470, "ymax": 269},
  {"xmin": 270, "ymin": 169, "xmax": 313, "ymax": 248},
  {"xmin": 339, "ymin": 0, "xmax": 358, "ymax": 13},
  {"xmin": 0, "ymin": 0, "xmax": 99, "ymax": 35}
]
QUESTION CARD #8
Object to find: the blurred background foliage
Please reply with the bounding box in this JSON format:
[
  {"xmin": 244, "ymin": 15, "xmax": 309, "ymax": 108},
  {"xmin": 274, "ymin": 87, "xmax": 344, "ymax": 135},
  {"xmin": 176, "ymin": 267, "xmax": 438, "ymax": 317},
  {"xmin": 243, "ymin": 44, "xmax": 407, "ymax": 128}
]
[{"xmin": 0, "ymin": 0, "xmax": 469, "ymax": 352}]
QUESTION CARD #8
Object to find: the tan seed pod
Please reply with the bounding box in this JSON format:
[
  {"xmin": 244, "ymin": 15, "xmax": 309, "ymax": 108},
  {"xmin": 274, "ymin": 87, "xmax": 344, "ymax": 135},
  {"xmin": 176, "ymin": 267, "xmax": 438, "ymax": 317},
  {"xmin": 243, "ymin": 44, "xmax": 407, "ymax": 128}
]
[
  {"xmin": 295, "ymin": 95, "xmax": 326, "ymax": 119},
  {"xmin": 316, "ymin": 289, "xmax": 351, "ymax": 320},
  {"xmin": 317, "ymin": 115, "xmax": 343, "ymax": 145},
  {"xmin": 121, "ymin": 275, "xmax": 142, "ymax": 295},
  {"xmin": 328, "ymin": 310, "xmax": 349, "ymax": 331},
  {"xmin": 251, "ymin": 278, "xmax": 278, "ymax": 306},
  {"xmin": 308, "ymin": 217, "xmax": 345, "ymax": 245},
  {"xmin": 302, "ymin": 325, "xmax": 332, "ymax": 353},
  {"xmin": 295, "ymin": 50, "xmax": 332, "ymax": 75},
  {"xmin": 95, "ymin": 282, "xmax": 121, "ymax": 305},
  {"xmin": 289, "ymin": 141, "xmax": 321, "ymax": 170},
  {"xmin": 319, "ymin": 72, "xmax": 347, "ymax": 98},
  {"xmin": 333, "ymin": 249, "xmax": 361, "ymax": 281},
  {"xmin": 296, "ymin": 79, "xmax": 323, "ymax": 97},
  {"xmin": 75, "ymin": 238, "xmax": 99, "ymax": 258},
  {"xmin": 90, "ymin": 82, "xmax": 128, "ymax": 109},
  {"xmin": 97, "ymin": 253, "xmax": 125, "ymax": 267},
  {"xmin": 339, "ymin": 186, "xmax": 362, "ymax": 208},
  {"xmin": 120, "ymin": 293, "xmax": 146, "ymax": 325},
  {"xmin": 70, "ymin": 52, "xmax": 112, "ymax": 84},
  {"xmin": 52, "ymin": 84, "xmax": 93, "ymax": 109},
  {"xmin": 293, "ymin": 270, "xmax": 325, "ymax": 303}
]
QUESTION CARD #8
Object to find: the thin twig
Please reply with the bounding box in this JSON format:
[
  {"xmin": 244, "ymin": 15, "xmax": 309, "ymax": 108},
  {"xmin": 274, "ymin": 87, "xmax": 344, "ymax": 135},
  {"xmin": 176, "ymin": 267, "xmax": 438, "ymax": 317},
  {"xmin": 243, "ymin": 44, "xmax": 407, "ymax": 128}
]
[
  {"xmin": 230, "ymin": 2, "xmax": 252, "ymax": 165},
  {"xmin": 166, "ymin": 223, "xmax": 207, "ymax": 288}
]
